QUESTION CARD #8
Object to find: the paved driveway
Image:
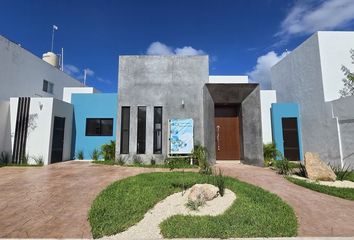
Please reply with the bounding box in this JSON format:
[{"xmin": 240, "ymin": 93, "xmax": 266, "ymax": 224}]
[
  {"xmin": 0, "ymin": 161, "xmax": 162, "ymax": 238},
  {"xmin": 216, "ymin": 162, "xmax": 354, "ymax": 237}
]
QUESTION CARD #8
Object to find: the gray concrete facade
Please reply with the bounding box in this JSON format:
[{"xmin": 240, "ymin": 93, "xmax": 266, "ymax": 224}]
[
  {"xmin": 271, "ymin": 32, "xmax": 354, "ymax": 169},
  {"xmin": 116, "ymin": 55, "xmax": 263, "ymax": 166}
]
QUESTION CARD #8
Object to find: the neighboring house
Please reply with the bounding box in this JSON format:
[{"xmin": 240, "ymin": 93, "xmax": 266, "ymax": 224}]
[
  {"xmin": 271, "ymin": 31, "xmax": 354, "ymax": 168},
  {"xmin": 0, "ymin": 35, "xmax": 98, "ymax": 164},
  {"xmin": 116, "ymin": 56, "xmax": 264, "ymax": 166}
]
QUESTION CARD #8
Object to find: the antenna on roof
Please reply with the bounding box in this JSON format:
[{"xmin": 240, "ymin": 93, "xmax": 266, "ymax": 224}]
[
  {"xmin": 84, "ymin": 69, "xmax": 87, "ymax": 86},
  {"xmin": 51, "ymin": 25, "xmax": 58, "ymax": 52},
  {"xmin": 61, "ymin": 47, "xmax": 64, "ymax": 71}
]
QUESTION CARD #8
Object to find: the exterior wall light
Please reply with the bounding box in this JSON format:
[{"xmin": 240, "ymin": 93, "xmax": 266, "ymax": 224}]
[{"xmin": 181, "ymin": 99, "xmax": 185, "ymax": 108}]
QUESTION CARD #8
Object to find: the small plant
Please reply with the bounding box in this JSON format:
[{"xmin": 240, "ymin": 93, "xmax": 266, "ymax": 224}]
[
  {"xmin": 90, "ymin": 149, "xmax": 100, "ymax": 161},
  {"xmin": 329, "ymin": 163, "xmax": 352, "ymax": 181},
  {"xmin": 185, "ymin": 196, "xmax": 205, "ymax": 211},
  {"xmin": 150, "ymin": 157, "xmax": 156, "ymax": 165},
  {"xmin": 21, "ymin": 154, "xmax": 29, "ymax": 165},
  {"xmin": 101, "ymin": 140, "xmax": 116, "ymax": 161},
  {"xmin": 0, "ymin": 151, "xmax": 10, "ymax": 165},
  {"xmin": 116, "ymin": 156, "xmax": 126, "ymax": 166},
  {"xmin": 214, "ymin": 169, "xmax": 225, "ymax": 197},
  {"xmin": 76, "ymin": 150, "xmax": 84, "ymax": 160},
  {"xmin": 297, "ymin": 162, "xmax": 307, "ymax": 177},
  {"xmin": 32, "ymin": 155, "xmax": 44, "ymax": 165},
  {"xmin": 274, "ymin": 158, "xmax": 291, "ymax": 175},
  {"xmin": 263, "ymin": 143, "xmax": 282, "ymax": 166},
  {"xmin": 192, "ymin": 144, "xmax": 211, "ymax": 174},
  {"xmin": 133, "ymin": 155, "xmax": 142, "ymax": 165}
]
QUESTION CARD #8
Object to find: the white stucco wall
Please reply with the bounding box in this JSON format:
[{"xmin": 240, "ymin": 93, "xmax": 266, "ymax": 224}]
[
  {"xmin": 0, "ymin": 35, "xmax": 82, "ymax": 101},
  {"xmin": 0, "ymin": 100, "xmax": 11, "ymax": 154},
  {"xmin": 271, "ymin": 32, "xmax": 342, "ymax": 166},
  {"xmin": 260, "ymin": 90, "xmax": 277, "ymax": 144},
  {"xmin": 63, "ymin": 87, "xmax": 97, "ymax": 103},
  {"xmin": 10, "ymin": 97, "xmax": 73, "ymax": 165},
  {"xmin": 209, "ymin": 75, "xmax": 249, "ymax": 84},
  {"xmin": 318, "ymin": 31, "xmax": 354, "ymax": 102}
]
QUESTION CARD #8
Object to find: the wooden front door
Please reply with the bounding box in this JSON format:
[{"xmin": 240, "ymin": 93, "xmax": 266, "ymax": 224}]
[
  {"xmin": 215, "ymin": 106, "xmax": 241, "ymax": 160},
  {"xmin": 282, "ymin": 117, "xmax": 300, "ymax": 161}
]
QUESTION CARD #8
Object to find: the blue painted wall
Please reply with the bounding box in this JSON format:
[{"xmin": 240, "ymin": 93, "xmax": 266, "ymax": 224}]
[
  {"xmin": 271, "ymin": 103, "xmax": 303, "ymax": 161},
  {"xmin": 71, "ymin": 93, "xmax": 117, "ymax": 159}
]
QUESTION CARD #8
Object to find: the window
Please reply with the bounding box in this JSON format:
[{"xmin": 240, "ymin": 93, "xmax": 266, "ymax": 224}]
[
  {"xmin": 120, "ymin": 107, "xmax": 130, "ymax": 154},
  {"xmin": 153, "ymin": 107, "xmax": 162, "ymax": 154},
  {"xmin": 43, "ymin": 80, "xmax": 54, "ymax": 94},
  {"xmin": 137, "ymin": 106, "xmax": 146, "ymax": 154},
  {"xmin": 86, "ymin": 118, "xmax": 113, "ymax": 136}
]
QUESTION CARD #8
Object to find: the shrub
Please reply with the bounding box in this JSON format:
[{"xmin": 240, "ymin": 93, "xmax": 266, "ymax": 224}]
[
  {"xmin": 116, "ymin": 156, "xmax": 126, "ymax": 166},
  {"xmin": 0, "ymin": 151, "xmax": 10, "ymax": 165},
  {"xmin": 263, "ymin": 143, "xmax": 282, "ymax": 166},
  {"xmin": 21, "ymin": 154, "xmax": 29, "ymax": 165},
  {"xmin": 274, "ymin": 158, "xmax": 291, "ymax": 175},
  {"xmin": 32, "ymin": 155, "xmax": 44, "ymax": 165},
  {"xmin": 214, "ymin": 169, "xmax": 225, "ymax": 196},
  {"xmin": 192, "ymin": 145, "xmax": 211, "ymax": 174},
  {"xmin": 76, "ymin": 150, "xmax": 84, "ymax": 160},
  {"xmin": 150, "ymin": 157, "xmax": 156, "ymax": 165},
  {"xmin": 297, "ymin": 163, "xmax": 307, "ymax": 177},
  {"xmin": 133, "ymin": 155, "xmax": 142, "ymax": 165},
  {"xmin": 165, "ymin": 157, "xmax": 190, "ymax": 170},
  {"xmin": 185, "ymin": 196, "xmax": 205, "ymax": 211},
  {"xmin": 329, "ymin": 163, "xmax": 352, "ymax": 181},
  {"xmin": 101, "ymin": 140, "xmax": 116, "ymax": 161},
  {"xmin": 90, "ymin": 149, "xmax": 100, "ymax": 161}
]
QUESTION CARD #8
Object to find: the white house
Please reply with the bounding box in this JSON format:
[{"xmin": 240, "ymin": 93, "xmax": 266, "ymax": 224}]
[{"xmin": 271, "ymin": 31, "xmax": 354, "ymax": 168}]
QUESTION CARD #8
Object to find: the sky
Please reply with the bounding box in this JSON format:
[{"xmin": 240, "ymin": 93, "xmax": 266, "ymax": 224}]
[{"xmin": 1, "ymin": 0, "xmax": 354, "ymax": 92}]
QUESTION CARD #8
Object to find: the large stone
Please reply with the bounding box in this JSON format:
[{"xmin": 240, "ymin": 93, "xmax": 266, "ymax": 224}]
[
  {"xmin": 188, "ymin": 184, "xmax": 219, "ymax": 202},
  {"xmin": 304, "ymin": 152, "xmax": 336, "ymax": 181}
]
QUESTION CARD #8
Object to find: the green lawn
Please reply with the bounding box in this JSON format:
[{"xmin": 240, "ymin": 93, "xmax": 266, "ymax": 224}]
[
  {"xmin": 286, "ymin": 176, "xmax": 354, "ymax": 201},
  {"xmin": 89, "ymin": 172, "xmax": 297, "ymax": 239}
]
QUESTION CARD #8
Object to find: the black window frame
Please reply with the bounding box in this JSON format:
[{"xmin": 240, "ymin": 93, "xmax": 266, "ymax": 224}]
[
  {"xmin": 137, "ymin": 106, "xmax": 146, "ymax": 154},
  {"xmin": 153, "ymin": 106, "xmax": 163, "ymax": 154},
  {"xmin": 120, "ymin": 107, "xmax": 130, "ymax": 154},
  {"xmin": 43, "ymin": 79, "xmax": 54, "ymax": 94},
  {"xmin": 85, "ymin": 118, "xmax": 113, "ymax": 136}
]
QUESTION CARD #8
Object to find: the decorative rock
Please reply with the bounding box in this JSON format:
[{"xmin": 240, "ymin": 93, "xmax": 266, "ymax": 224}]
[
  {"xmin": 304, "ymin": 152, "xmax": 336, "ymax": 181},
  {"xmin": 188, "ymin": 184, "xmax": 219, "ymax": 202}
]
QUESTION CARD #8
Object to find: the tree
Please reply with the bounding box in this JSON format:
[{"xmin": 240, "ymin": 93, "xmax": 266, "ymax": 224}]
[{"xmin": 339, "ymin": 49, "xmax": 354, "ymax": 97}]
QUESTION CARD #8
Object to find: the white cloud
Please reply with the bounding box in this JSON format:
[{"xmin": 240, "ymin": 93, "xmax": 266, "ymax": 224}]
[
  {"xmin": 147, "ymin": 42, "xmax": 173, "ymax": 55},
  {"xmin": 64, "ymin": 64, "xmax": 80, "ymax": 75},
  {"xmin": 97, "ymin": 77, "xmax": 112, "ymax": 84},
  {"xmin": 277, "ymin": 0, "xmax": 354, "ymax": 37},
  {"xmin": 146, "ymin": 41, "xmax": 206, "ymax": 56},
  {"xmin": 85, "ymin": 68, "xmax": 94, "ymax": 76},
  {"xmin": 248, "ymin": 51, "xmax": 289, "ymax": 89},
  {"xmin": 175, "ymin": 46, "xmax": 205, "ymax": 56}
]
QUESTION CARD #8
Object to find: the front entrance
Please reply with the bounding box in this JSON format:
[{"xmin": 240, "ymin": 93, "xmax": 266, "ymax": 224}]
[
  {"xmin": 215, "ymin": 106, "xmax": 241, "ymax": 160},
  {"xmin": 282, "ymin": 117, "xmax": 300, "ymax": 161},
  {"xmin": 51, "ymin": 116, "xmax": 65, "ymax": 164}
]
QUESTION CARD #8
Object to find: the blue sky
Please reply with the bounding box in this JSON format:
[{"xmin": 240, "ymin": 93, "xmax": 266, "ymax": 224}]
[{"xmin": 1, "ymin": 0, "xmax": 354, "ymax": 92}]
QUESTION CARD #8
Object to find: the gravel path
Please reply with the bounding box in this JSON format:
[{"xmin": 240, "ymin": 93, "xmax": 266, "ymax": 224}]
[
  {"xmin": 101, "ymin": 188, "xmax": 236, "ymax": 240},
  {"xmin": 291, "ymin": 175, "xmax": 354, "ymax": 188}
]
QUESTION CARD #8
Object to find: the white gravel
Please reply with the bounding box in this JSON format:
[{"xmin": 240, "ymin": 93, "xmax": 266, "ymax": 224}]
[
  {"xmin": 291, "ymin": 175, "xmax": 354, "ymax": 188},
  {"xmin": 100, "ymin": 188, "xmax": 236, "ymax": 240}
]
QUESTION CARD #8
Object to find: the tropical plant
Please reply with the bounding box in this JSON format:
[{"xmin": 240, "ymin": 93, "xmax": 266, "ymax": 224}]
[
  {"xmin": 101, "ymin": 140, "xmax": 116, "ymax": 161},
  {"xmin": 90, "ymin": 149, "xmax": 100, "ymax": 161},
  {"xmin": 263, "ymin": 143, "xmax": 282, "ymax": 166},
  {"xmin": 297, "ymin": 162, "xmax": 307, "ymax": 177},
  {"xmin": 132, "ymin": 155, "xmax": 142, "ymax": 165},
  {"xmin": 0, "ymin": 151, "xmax": 10, "ymax": 165},
  {"xmin": 116, "ymin": 155, "xmax": 126, "ymax": 166},
  {"xmin": 32, "ymin": 155, "xmax": 44, "ymax": 165},
  {"xmin": 192, "ymin": 144, "xmax": 210, "ymax": 174},
  {"xmin": 185, "ymin": 196, "xmax": 205, "ymax": 211},
  {"xmin": 214, "ymin": 169, "xmax": 225, "ymax": 196},
  {"xmin": 329, "ymin": 163, "xmax": 352, "ymax": 181},
  {"xmin": 274, "ymin": 158, "xmax": 291, "ymax": 175},
  {"xmin": 76, "ymin": 150, "xmax": 84, "ymax": 160},
  {"xmin": 339, "ymin": 49, "xmax": 354, "ymax": 97}
]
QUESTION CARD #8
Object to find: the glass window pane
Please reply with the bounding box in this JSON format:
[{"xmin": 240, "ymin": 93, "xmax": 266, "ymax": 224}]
[
  {"xmin": 101, "ymin": 119, "xmax": 113, "ymax": 136},
  {"xmin": 86, "ymin": 119, "xmax": 100, "ymax": 136},
  {"xmin": 120, "ymin": 107, "xmax": 130, "ymax": 154},
  {"xmin": 137, "ymin": 107, "xmax": 146, "ymax": 154},
  {"xmin": 153, "ymin": 107, "xmax": 162, "ymax": 154}
]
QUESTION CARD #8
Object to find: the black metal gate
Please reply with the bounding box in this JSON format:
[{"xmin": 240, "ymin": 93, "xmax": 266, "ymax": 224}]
[{"xmin": 51, "ymin": 117, "xmax": 65, "ymax": 164}]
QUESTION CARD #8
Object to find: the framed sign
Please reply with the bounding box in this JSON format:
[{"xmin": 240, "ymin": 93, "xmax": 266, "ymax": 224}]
[{"xmin": 169, "ymin": 118, "xmax": 194, "ymax": 154}]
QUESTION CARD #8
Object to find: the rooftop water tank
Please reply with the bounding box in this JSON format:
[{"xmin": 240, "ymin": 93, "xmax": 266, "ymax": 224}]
[{"xmin": 42, "ymin": 52, "xmax": 59, "ymax": 68}]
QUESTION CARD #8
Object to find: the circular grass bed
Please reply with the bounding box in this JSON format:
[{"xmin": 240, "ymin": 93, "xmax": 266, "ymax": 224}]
[{"xmin": 89, "ymin": 172, "xmax": 297, "ymax": 238}]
